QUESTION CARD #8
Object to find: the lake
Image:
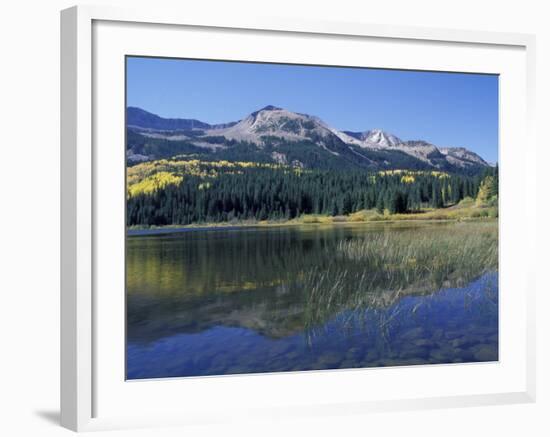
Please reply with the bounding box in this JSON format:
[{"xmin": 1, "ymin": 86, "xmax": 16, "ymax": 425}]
[{"xmin": 126, "ymin": 221, "xmax": 498, "ymax": 379}]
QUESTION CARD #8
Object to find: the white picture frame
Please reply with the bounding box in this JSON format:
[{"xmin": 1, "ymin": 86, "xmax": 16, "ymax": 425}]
[{"xmin": 60, "ymin": 5, "xmax": 537, "ymax": 432}]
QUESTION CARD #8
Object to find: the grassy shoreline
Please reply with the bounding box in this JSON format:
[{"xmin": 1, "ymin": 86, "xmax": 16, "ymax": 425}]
[{"xmin": 128, "ymin": 199, "xmax": 497, "ymax": 234}]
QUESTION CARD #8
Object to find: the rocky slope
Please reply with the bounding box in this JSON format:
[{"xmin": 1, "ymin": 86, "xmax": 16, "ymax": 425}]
[{"xmin": 126, "ymin": 106, "xmax": 490, "ymax": 173}]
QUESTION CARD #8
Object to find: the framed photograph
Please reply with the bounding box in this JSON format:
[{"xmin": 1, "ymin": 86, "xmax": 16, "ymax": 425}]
[{"xmin": 61, "ymin": 5, "xmax": 536, "ymax": 432}]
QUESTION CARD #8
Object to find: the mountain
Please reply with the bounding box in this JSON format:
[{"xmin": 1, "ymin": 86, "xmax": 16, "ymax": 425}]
[
  {"xmin": 345, "ymin": 129, "xmax": 402, "ymax": 149},
  {"xmin": 440, "ymin": 147, "xmax": 490, "ymax": 168},
  {"xmin": 126, "ymin": 106, "xmax": 490, "ymax": 173},
  {"xmin": 344, "ymin": 129, "xmax": 489, "ymax": 169},
  {"xmin": 202, "ymin": 105, "xmax": 335, "ymax": 144},
  {"xmin": 127, "ymin": 106, "xmax": 237, "ymax": 131}
]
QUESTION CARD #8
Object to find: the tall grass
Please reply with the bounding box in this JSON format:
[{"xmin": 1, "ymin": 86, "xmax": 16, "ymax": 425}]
[{"xmin": 302, "ymin": 221, "xmax": 498, "ymax": 327}]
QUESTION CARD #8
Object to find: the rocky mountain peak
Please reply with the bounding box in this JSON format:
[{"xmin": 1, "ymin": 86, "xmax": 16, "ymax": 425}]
[{"xmin": 363, "ymin": 129, "xmax": 403, "ymax": 148}]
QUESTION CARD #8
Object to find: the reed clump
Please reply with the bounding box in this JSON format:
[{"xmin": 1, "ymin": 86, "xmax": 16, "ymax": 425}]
[{"xmin": 303, "ymin": 221, "xmax": 498, "ymax": 327}]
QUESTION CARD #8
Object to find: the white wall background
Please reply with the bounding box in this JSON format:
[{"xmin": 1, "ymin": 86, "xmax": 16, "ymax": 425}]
[{"xmin": 0, "ymin": 1, "xmax": 547, "ymax": 436}]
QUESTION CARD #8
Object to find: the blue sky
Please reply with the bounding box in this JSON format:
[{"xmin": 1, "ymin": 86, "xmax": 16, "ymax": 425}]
[{"xmin": 127, "ymin": 57, "xmax": 499, "ymax": 162}]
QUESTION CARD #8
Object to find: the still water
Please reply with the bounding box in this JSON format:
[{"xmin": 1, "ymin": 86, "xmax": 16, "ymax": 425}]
[{"xmin": 126, "ymin": 222, "xmax": 498, "ymax": 379}]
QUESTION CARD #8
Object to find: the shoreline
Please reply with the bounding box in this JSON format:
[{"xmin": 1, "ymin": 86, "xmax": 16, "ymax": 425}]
[{"xmin": 127, "ymin": 216, "xmax": 497, "ymax": 236}]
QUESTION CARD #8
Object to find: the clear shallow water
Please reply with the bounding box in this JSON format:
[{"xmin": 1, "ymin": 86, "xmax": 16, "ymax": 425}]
[{"xmin": 126, "ymin": 223, "xmax": 498, "ymax": 380}]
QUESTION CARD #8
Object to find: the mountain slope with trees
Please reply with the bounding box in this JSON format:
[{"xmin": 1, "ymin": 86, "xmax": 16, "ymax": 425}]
[
  {"xmin": 126, "ymin": 106, "xmax": 491, "ymax": 175},
  {"xmin": 126, "ymin": 159, "xmax": 498, "ymax": 226}
]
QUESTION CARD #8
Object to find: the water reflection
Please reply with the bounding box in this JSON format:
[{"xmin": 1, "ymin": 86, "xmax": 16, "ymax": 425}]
[{"xmin": 127, "ymin": 222, "xmax": 498, "ymax": 379}]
